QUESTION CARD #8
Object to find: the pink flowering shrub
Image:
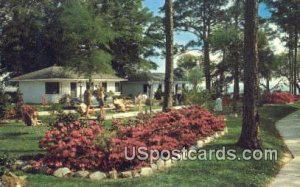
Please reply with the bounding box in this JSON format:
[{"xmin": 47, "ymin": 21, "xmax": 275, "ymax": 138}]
[
  {"xmin": 262, "ymin": 91, "xmax": 295, "ymax": 104},
  {"xmin": 108, "ymin": 106, "xmax": 225, "ymax": 170},
  {"xmin": 36, "ymin": 106, "xmax": 225, "ymax": 172},
  {"xmin": 38, "ymin": 121, "xmax": 105, "ymax": 171}
]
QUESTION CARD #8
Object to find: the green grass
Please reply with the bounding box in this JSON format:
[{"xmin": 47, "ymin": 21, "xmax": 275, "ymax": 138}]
[
  {"xmin": 0, "ymin": 124, "xmax": 47, "ymax": 158},
  {"xmin": 0, "ymin": 103, "xmax": 299, "ymax": 187}
]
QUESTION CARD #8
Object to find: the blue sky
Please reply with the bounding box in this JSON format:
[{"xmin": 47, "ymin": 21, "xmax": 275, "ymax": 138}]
[{"xmin": 143, "ymin": 1, "xmax": 272, "ymax": 72}]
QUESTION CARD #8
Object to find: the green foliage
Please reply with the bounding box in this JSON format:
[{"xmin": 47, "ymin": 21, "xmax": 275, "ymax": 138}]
[
  {"xmin": 177, "ymin": 54, "xmax": 199, "ymax": 69},
  {"xmin": 59, "ymin": 94, "xmax": 71, "ymax": 106},
  {"xmin": 0, "ymin": 152, "xmax": 15, "ymax": 175},
  {"xmin": 106, "ymin": 90, "xmax": 115, "ymax": 97},
  {"xmin": 0, "ymin": 0, "xmax": 61, "ymax": 74},
  {"xmin": 173, "ymin": 0, "xmax": 228, "ymax": 39},
  {"xmin": 49, "ymin": 103, "xmax": 63, "ymax": 114},
  {"xmin": 94, "ymin": 130, "xmax": 116, "ymax": 153},
  {"xmin": 210, "ymin": 27, "xmax": 243, "ymax": 51},
  {"xmin": 52, "ymin": 112, "xmax": 80, "ymax": 127},
  {"xmin": 257, "ymin": 31, "xmax": 276, "ymax": 81},
  {"xmin": 14, "ymin": 90, "xmax": 24, "ymax": 119},
  {"xmin": 0, "ymin": 0, "xmax": 162, "ymax": 77},
  {"xmin": 87, "ymin": 0, "xmax": 164, "ymax": 76},
  {"xmin": 0, "ymin": 90, "xmax": 11, "ymax": 119},
  {"xmin": 1, "ymin": 105, "xmax": 300, "ymax": 186},
  {"xmin": 187, "ymin": 67, "xmax": 204, "ymax": 89},
  {"xmin": 264, "ymin": 0, "xmax": 300, "ymax": 94},
  {"xmin": 264, "ymin": 0, "xmax": 300, "ymax": 32},
  {"xmin": 0, "ymin": 88, "xmax": 19, "ymax": 120},
  {"xmin": 60, "ymin": 0, "xmax": 114, "ymax": 77},
  {"xmin": 174, "ymin": 54, "xmax": 200, "ymax": 79},
  {"xmin": 272, "ymin": 53, "xmax": 292, "ymax": 79},
  {"xmin": 183, "ymin": 89, "xmax": 214, "ymax": 111},
  {"xmin": 173, "ymin": 0, "xmax": 229, "ymax": 91},
  {"xmin": 154, "ymin": 87, "xmax": 163, "ymax": 100}
]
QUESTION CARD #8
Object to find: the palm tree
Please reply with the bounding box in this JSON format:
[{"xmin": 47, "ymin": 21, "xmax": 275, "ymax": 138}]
[
  {"xmin": 237, "ymin": 0, "xmax": 261, "ymax": 149},
  {"xmin": 163, "ymin": 0, "xmax": 174, "ymax": 111}
]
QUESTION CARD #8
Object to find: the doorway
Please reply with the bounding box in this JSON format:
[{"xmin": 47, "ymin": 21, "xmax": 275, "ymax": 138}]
[{"xmin": 70, "ymin": 82, "xmax": 77, "ymax": 98}]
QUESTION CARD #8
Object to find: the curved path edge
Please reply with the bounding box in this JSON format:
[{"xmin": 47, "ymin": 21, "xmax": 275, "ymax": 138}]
[{"xmin": 271, "ymin": 110, "xmax": 300, "ymax": 187}]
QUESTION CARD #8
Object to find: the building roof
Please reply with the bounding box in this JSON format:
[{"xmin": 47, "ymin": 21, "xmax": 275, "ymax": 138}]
[
  {"xmin": 126, "ymin": 72, "xmax": 187, "ymax": 82},
  {"xmin": 11, "ymin": 66, "xmax": 126, "ymax": 82}
]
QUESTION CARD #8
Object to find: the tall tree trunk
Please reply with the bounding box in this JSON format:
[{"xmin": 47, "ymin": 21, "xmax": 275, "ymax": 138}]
[
  {"xmin": 219, "ymin": 49, "xmax": 226, "ymax": 96},
  {"xmin": 289, "ymin": 40, "xmax": 293, "ymax": 93},
  {"xmin": 203, "ymin": 36, "xmax": 211, "ymax": 91},
  {"xmin": 233, "ymin": 61, "xmax": 240, "ymax": 112},
  {"xmin": 163, "ymin": 0, "xmax": 174, "ymax": 111},
  {"xmin": 294, "ymin": 25, "xmax": 298, "ymax": 95},
  {"xmin": 203, "ymin": 0, "xmax": 211, "ymax": 91},
  {"xmin": 238, "ymin": 0, "xmax": 261, "ymax": 149},
  {"xmin": 219, "ymin": 71, "xmax": 225, "ymax": 96},
  {"xmin": 266, "ymin": 78, "xmax": 270, "ymax": 92}
]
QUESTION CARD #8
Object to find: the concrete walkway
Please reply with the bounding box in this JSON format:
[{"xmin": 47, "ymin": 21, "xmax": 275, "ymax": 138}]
[
  {"xmin": 272, "ymin": 110, "xmax": 300, "ymax": 187},
  {"xmin": 38, "ymin": 106, "xmax": 184, "ymax": 120}
]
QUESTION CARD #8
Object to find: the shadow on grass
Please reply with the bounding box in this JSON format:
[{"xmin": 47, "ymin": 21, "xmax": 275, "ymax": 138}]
[
  {"xmin": 0, "ymin": 133, "xmax": 43, "ymax": 141},
  {"xmin": 1, "ymin": 132, "xmax": 30, "ymax": 137},
  {"xmin": 0, "ymin": 149, "xmax": 43, "ymax": 153},
  {"xmin": 3, "ymin": 103, "xmax": 300, "ymax": 187}
]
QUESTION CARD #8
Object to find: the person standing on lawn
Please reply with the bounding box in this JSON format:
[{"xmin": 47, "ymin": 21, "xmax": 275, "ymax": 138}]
[
  {"xmin": 83, "ymin": 85, "xmax": 92, "ymax": 117},
  {"xmin": 214, "ymin": 96, "xmax": 223, "ymax": 115},
  {"xmin": 97, "ymin": 83, "xmax": 105, "ymax": 120}
]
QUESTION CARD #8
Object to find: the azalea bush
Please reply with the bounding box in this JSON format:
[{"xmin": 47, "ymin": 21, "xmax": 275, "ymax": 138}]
[
  {"xmin": 21, "ymin": 105, "xmax": 38, "ymax": 126},
  {"xmin": 36, "ymin": 106, "xmax": 225, "ymax": 172},
  {"xmin": 2, "ymin": 105, "xmax": 17, "ymax": 120},
  {"xmin": 38, "ymin": 121, "xmax": 105, "ymax": 171},
  {"xmin": 21, "ymin": 105, "xmax": 36, "ymax": 116},
  {"xmin": 109, "ymin": 106, "xmax": 225, "ymax": 170},
  {"xmin": 262, "ymin": 91, "xmax": 295, "ymax": 104},
  {"xmin": 51, "ymin": 112, "xmax": 80, "ymax": 126}
]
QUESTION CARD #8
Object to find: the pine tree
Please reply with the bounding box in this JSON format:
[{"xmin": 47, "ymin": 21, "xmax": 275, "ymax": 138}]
[
  {"xmin": 173, "ymin": 0, "xmax": 228, "ymax": 91},
  {"xmin": 0, "ymin": 0, "xmax": 48, "ymax": 74},
  {"xmin": 88, "ymin": 0, "xmax": 164, "ymax": 77},
  {"xmin": 59, "ymin": 0, "xmax": 114, "ymax": 84},
  {"xmin": 265, "ymin": 0, "xmax": 300, "ymax": 94},
  {"xmin": 163, "ymin": 0, "xmax": 174, "ymax": 111},
  {"xmin": 238, "ymin": 0, "xmax": 261, "ymax": 149}
]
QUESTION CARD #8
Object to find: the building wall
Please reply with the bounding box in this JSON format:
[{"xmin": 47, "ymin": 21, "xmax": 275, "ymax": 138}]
[
  {"xmin": 19, "ymin": 81, "xmax": 66, "ymax": 103},
  {"xmin": 121, "ymin": 82, "xmax": 146, "ymax": 97},
  {"xmin": 121, "ymin": 81, "xmax": 185, "ymax": 98},
  {"xmin": 107, "ymin": 82, "xmax": 119, "ymax": 95},
  {"xmin": 19, "ymin": 82, "xmax": 45, "ymax": 103},
  {"xmin": 19, "ymin": 80, "xmax": 120, "ymax": 104}
]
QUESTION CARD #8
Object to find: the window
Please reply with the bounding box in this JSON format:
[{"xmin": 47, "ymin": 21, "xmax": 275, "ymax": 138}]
[
  {"xmin": 115, "ymin": 82, "xmax": 121, "ymax": 92},
  {"xmin": 143, "ymin": 84, "xmax": 148, "ymax": 93},
  {"xmin": 102, "ymin": 82, "xmax": 107, "ymax": 92},
  {"xmin": 45, "ymin": 82, "xmax": 60, "ymax": 94},
  {"xmin": 158, "ymin": 84, "xmax": 162, "ymax": 90}
]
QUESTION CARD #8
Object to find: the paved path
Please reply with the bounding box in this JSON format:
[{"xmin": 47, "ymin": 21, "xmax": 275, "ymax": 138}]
[
  {"xmin": 105, "ymin": 108, "xmax": 169, "ymax": 120},
  {"xmin": 38, "ymin": 106, "xmax": 184, "ymax": 120},
  {"xmin": 272, "ymin": 110, "xmax": 300, "ymax": 187}
]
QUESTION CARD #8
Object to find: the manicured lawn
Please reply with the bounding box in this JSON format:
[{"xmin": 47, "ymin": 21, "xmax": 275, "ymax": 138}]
[
  {"xmin": 0, "ymin": 103, "xmax": 299, "ymax": 187},
  {"xmin": 0, "ymin": 124, "xmax": 47, "ymax": 158}
]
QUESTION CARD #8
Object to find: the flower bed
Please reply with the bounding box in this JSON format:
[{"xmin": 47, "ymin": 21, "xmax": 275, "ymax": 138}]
[
  {"xmin": 262, "ymin": 92, "xmax": 295, "ymax": 104},
  {"xmin": 33, "ymin": 106, "xmax": 226, "ymax": 175},
  {"xmin": 294, "ymin": 95, "xmax": 300, "ymax": 102},
  {"xmin": 109, "ymin": 106, "xmax": 225, "ymax": 171}
]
